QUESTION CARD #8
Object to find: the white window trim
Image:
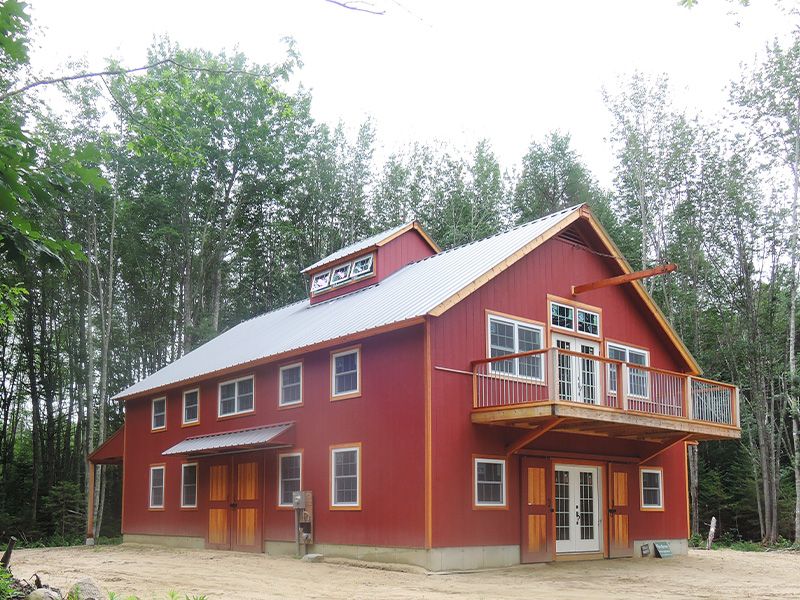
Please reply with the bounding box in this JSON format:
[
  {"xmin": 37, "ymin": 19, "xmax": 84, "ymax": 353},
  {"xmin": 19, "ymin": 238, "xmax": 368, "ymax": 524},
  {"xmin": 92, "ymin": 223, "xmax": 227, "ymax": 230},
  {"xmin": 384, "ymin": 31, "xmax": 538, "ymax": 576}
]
[
  {"xmin": 278, "ymin": 452, "xmax": 303, "ymax": 507},
  {"xmin": 487, "ymin": 314, "xmax": 545, "ymax": 381},
  {"xmin": 331, "ymin": 261, "xmax": 353, "ymax": 286},
  {"xmin": 279, "ymin": 363, "xmax": 303, "ymax": 407},
  {"xmin": 351, "ymin": 253, "xmax": 374, "ymax": 279},
  {"xmin": 606, "ymin": 342, "xmax": 650, "ymax": 398},
  {"xmin": 331, "ymin": 348, "xmax": 360, "ymax": 398},
  {"xmin": 640, "ymin": 467, "xmax": 664, "ymax": 510},
  {"xmin": 182, "ymin": 389, "xmax": 199, "ymax": 425},
  {"xmin": 474, "ymin": 457, "xmax": 507, "ymax": 507},
  {"xmin": 550, "ymin": 301, "xmax": 575, "ymax": 332},
  {"xmin": 149, "ymin": 465, "xmax": 165, "ymax": 509},
  {"xmin": 152, "ymin": 397, "xmax": 166, "ymax": 431},
  {"xmin": 331, "ymin": 445, "xmax": 361, "ymax": 508},
  {"xmin": 218, "ymin": 375, "xmax": 255, "ymax": 417},
  {"xmin": 311, "ymin": 269, "xmax": 332, "ymax": 293},
  {"xmin": 181, "ymin": 462, "xmax": 198, "ymax": 509},
  {"xmin": 576, "ymin": 307, "xmax": 600, "ymax": 338}
]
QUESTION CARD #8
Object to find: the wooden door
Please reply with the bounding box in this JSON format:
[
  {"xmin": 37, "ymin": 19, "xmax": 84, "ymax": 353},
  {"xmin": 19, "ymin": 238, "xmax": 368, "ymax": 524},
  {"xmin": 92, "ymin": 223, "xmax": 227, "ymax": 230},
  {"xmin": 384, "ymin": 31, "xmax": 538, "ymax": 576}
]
[
  {"xmin": 205, "ymin": 454, "xmax": 262, "ymax": 553},
  {"xmin": 608, "ymin": 465, "xmax": 634, "ymax": 558},
  {"xmin": 231, "ymin": 456, "xmax": 261, "ymax": 552},
  {"xmin": 207, "ymin": 459, "xmax": 231, "ymax": 550},
  {"xmin": 521, "ymin": 457, "xmax": 553, "ymax": 563}
]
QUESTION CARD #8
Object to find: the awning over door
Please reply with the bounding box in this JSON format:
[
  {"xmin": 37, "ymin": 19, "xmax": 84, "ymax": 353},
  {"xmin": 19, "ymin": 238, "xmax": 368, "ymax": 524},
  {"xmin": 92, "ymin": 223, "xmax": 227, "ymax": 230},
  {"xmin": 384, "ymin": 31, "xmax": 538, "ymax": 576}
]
[
  {"xmin": 162, "ymin": 422, "xmax": 295, "ymax": 457},
  {"xmin": 87, "ymin": 425, "xmax": 125, "ymax": 465}
]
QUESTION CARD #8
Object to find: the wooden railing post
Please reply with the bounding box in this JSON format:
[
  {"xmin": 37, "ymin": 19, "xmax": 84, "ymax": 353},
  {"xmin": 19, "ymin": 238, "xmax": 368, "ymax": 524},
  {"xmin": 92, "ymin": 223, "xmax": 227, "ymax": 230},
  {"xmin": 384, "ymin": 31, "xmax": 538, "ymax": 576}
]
[
  {"xmin": 685, "ymin": 376, "xmax": 694, "ymax": 421},
  {"xmin": 619, "ymin": 363, "xmax": 629, "ymax": 411},
  {"xmin": 734, "ymin": 386, "xmax": 740, "ymax": 427},
  {"xmin": 547, "ymin": 348, "xmax": 559, "ymax": 401}
]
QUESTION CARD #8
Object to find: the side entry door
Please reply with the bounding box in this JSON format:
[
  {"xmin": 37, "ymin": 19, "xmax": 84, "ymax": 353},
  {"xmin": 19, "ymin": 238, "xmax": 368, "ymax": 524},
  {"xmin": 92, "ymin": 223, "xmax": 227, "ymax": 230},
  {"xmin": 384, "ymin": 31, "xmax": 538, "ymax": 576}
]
[
  {"xmin": 608, "ymin": 464, "xmax": 634, "ymax": 558},
  {"xmin": 521, "ymin": 457, "xmax": 553, "ymax": 563}
]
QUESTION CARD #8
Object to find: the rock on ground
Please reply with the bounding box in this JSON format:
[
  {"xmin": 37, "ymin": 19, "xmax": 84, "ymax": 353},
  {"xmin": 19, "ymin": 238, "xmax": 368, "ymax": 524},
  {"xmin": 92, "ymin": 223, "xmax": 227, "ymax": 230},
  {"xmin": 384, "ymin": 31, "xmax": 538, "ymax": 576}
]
[
  {"xmin": 25, "ymin": 590, "xmax": 59, "ymax": 600},
  {"xmin": 68, "ymin": 578, "xmax": 105, "ymax": 600}
]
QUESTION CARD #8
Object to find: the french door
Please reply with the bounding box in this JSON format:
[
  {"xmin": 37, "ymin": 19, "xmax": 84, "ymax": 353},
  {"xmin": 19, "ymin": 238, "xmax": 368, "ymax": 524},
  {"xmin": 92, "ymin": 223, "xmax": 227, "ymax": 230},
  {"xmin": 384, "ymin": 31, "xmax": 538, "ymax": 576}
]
[
  {"xmin": 553, "ymin": 334, "xmax": 600, "ymax": 404},
  {"xmin": 554, "ymin": 464, "xmax": 601, "ymax": 554}
]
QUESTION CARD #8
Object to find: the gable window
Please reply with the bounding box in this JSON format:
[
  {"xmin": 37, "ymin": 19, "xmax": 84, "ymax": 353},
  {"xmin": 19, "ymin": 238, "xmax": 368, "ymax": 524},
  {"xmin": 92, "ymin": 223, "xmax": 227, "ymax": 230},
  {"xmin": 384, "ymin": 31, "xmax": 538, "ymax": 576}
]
[
  {"xmin": 279, "ymin": 453, "xmax": 302, "ymax": 507},
  {"xmin": 475, "ymin": 457, "xmax": 506, "ymax": 507},
  {"xmin": 150, "ymin": 465, "xmax": 165, "ymax": 509},
  {"xmin": 640, "ymin": 468, "xmax": 663, "ymax": 510},
  {"xmin": 152, "ymin": 397, "xmax": 166, "ymax": 431},
  {"xmin": 279, "ymin": 363, "xmax": 303, "ymax": 407},
  {"xmin": 182, "ymin": 389, "xmax": 199, "ymax": 425},
  {"xmin": 331, "ymin": 445, "xmax": 361, "ymax": 509},
  {"xmin": 181, "ymin": 463, "xmax": 198, "ymax": 508},
  {"xmin": 311, "ymin": 270, "xmax": 332, "ymax": 293},
  {"xmin": 551, "ymin": 300, "xmax": 600, "ymax": 338},
  {"xmin": 551, "ymin": 302, "xmax": 574, "ymax": 330},
  {"xmin": 607, "ymin": 343, "xmax": 649, "ymax": 397},
  {"xmin": 331, "ymin": 262, "xmax": 352, "ymax": 286},
  {"xmin": 218, "ymin": 376, "xmax": 254, "ymax": 417},
  {"xmin": 331, "ymin": 347, "xmax": 360, "ymax": 399},
  {"xmin": 351, "ymin": 254, "xmax": 374, "ymax": 278},
  {"xmin": 488, "ymin": 315, "xmax": 543, "ymax": 379}
]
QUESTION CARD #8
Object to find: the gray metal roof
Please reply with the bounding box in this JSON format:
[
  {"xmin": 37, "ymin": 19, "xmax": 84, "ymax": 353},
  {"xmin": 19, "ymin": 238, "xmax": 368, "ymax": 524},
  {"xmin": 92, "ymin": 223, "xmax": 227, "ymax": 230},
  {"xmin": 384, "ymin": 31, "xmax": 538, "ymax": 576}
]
[
  {"xmin": 162, "ymin": 423, "xmax": 294, "ymax": 456},
  {"xmin": 301, "ymin": 221, "xmax": 415, "ymax": 273},
  {"xmin": 115, "ymin": 205, "xmax": 582, "ymax": 399}
]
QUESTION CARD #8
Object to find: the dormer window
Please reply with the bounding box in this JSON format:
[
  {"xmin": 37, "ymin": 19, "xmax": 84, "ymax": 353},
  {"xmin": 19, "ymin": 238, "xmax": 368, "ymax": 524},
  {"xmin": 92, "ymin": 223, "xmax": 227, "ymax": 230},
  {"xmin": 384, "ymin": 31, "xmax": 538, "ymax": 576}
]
[
  {"xmin": 331, "ymin": 262, "xmax": 352, "ymax": 286},
  {"xmin": 352, "ymin": 254, "xmax": 374, "ymax": 278},
  {"xmin": 311, "ymin": 270, "xmax": 332, "ymax": 293}
]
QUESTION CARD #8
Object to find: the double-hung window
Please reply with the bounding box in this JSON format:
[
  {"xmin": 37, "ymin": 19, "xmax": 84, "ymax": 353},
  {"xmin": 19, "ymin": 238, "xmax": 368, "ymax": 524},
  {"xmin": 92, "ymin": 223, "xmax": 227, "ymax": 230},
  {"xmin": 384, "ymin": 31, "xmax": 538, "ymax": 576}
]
[
  {"xmin": 331, "ymin": 445, "xmax": 360, "ymax": 508},
  {"xmin": 279, "ymin": 453, "xmax": 302, "ymax": 507},
  {"xmin": 607, "ymin": 343, "xmax": 649, "ymax": 397},
  {"xmin": 640, "ymin": 468, "xmax": 663, "ymax": 510},
  {"xmin": 475, "ymin": 457, "xmax": 506, "ymax": 507},
  {"xmin": 181, "ymin": 463, "xmax": 198, "ymax": 508},
  {"xmin": 218, "ymin": 376, "xmax": 254, "ymax": 417},
  {"xmin": 488, "ymin": 315, "xmax": 543, "ymax": 379},
  {"xmin": 150, "ymin": 465, "xmax": 165, "ymax": 509},
  {"xmin": 183, "ymin": 389, "xmax": 199, "ymax": 425},
  {"xmin": 152, "ymin": 397, "xmax": 166, "ymax": 431},
  {"xmin": 279, "ymin": 363, "xmax": 303, "ymax": 407},
  {"xmin": 332, "ymin": 347, "xmax": 360, "ymax": 399}
]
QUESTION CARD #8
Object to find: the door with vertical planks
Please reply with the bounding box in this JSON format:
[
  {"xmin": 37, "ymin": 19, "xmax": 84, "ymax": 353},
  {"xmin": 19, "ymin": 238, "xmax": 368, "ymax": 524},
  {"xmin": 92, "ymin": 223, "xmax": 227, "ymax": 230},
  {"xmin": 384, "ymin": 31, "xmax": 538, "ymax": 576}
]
[
  {"xmin": 608, "ymin": 464, "xmax": 634, "ymax": 558},
  {"xmin": 231, "ymin": 455, "xmax": 261, "ymax": 552},
  {"xmin": 521, "ymin": 457, "xmax": 553, "ymax": 563},
  {"xmin": 206, "ymin": 458, "xmax": 232, "ymax": 550}
]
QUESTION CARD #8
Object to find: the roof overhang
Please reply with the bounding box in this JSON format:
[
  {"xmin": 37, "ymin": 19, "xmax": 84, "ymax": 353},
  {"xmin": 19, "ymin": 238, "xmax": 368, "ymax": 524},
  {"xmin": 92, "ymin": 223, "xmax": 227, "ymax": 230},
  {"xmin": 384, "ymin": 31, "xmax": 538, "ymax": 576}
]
[
  {"xmin": 162, "ymin": 422, "xmax": 295, "ymax": 457},
  {"xmin": 88, "ymin": 425, "xmax": 125, "ymax": 465}
]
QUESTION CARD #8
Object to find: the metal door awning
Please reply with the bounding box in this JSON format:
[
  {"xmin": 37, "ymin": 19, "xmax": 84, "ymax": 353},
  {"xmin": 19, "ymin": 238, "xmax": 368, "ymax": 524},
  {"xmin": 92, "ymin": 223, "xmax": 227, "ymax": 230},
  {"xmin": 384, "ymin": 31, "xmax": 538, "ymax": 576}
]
[{"xmin": 162, "ymin": 422, "xmax": 295, "ymax": 457}]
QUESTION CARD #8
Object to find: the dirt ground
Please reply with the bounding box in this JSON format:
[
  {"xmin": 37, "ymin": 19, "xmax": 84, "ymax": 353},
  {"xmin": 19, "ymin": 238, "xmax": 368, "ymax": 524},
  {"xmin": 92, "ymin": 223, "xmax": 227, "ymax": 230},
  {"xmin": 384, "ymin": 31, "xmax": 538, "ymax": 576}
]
[{"xmin": 9, "ymin": 544, "xmax": 800, "ymax": 600}]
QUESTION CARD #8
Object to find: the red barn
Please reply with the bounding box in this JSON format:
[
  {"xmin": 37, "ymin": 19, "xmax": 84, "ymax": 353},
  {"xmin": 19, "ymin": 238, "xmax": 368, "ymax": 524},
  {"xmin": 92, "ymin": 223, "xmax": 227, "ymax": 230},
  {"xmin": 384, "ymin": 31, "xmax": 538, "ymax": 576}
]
[{"xmin": 90, "ymin": 205, "xmax": 740, "ymax": 569}]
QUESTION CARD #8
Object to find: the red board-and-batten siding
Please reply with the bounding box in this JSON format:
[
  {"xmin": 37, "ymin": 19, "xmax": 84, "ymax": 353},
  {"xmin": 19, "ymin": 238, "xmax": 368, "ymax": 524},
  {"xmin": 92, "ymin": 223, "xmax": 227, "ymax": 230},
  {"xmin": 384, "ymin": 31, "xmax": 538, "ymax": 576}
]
[
  {"xmin": 427, "ymin": 228, "xmax": 690, "ymax": 550},
  {"xmin": 122, "ymin": 324, "xmax": 427, "ymax": 548}
]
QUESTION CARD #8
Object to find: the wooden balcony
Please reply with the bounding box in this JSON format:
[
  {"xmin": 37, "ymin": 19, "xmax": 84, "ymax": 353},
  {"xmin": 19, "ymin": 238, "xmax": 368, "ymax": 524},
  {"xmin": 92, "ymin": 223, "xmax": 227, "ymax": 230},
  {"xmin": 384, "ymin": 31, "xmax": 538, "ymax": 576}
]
[{"xmin": 471, "ymin": 348, "xmax": 740, "ymax": 443}]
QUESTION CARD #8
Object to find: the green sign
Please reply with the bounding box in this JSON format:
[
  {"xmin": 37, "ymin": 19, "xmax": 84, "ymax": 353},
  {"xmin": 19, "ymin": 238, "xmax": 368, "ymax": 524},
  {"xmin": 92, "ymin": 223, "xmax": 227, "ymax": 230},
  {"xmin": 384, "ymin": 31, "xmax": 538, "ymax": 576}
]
[{"xmin": 654, "ymin": 541, "xmax": 673, "ymax": 558}]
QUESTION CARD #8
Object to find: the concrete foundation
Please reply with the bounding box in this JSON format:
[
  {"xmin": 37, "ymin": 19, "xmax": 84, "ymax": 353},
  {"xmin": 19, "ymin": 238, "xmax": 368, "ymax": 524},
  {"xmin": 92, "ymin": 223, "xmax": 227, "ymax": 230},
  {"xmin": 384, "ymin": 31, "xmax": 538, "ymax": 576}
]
[
  {"xmin": 123, "ymin": 533, "xmax": 205, "ymax": 549},
  {"xmin": 633, "ymin": 538, "xmax": 689, "ymax": 558}
]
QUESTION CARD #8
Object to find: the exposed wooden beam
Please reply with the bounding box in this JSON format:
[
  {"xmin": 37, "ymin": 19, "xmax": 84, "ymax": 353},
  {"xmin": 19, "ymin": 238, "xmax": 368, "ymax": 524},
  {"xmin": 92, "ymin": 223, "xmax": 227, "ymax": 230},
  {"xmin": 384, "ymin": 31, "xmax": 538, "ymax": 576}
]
[
  {"xmin": 638, "ymin": 434, "xmax": 693, "ymax": 465},
  {"xmin": 506, "ymin": 418, "xmax": 565, "ymax": 455},
  {"xmin": 571, "ymin": 264, "xmax": 677, "ymax": 296}
]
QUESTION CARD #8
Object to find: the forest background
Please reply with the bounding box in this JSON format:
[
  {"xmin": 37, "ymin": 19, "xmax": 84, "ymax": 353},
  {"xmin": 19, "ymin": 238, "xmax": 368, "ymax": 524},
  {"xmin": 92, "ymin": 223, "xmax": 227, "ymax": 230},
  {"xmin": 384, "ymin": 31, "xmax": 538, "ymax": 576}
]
[{"xmin": 1, "ymin": 0, "xmax": 799, "ymax": 547}]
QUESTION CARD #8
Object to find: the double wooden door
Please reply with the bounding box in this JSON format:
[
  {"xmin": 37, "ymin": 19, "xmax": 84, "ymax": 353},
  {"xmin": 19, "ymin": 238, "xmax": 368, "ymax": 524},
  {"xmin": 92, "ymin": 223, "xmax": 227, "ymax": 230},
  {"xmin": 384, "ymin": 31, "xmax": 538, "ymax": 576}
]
[{"xmin": 206, "ymin": 454, "xmax": 262, "ymax": 552}]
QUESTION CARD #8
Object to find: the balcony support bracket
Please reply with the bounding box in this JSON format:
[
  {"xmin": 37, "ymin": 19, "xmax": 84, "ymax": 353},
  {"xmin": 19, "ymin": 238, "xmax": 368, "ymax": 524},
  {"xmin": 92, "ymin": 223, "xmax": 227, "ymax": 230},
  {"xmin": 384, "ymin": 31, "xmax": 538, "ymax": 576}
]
[
  {"xmin": 506, "ymin": 418, "xmax": 566, "ymax": 456},
  {"xmin": 638, "ymin": 434, "xmax": 693, "ymax": 465}
]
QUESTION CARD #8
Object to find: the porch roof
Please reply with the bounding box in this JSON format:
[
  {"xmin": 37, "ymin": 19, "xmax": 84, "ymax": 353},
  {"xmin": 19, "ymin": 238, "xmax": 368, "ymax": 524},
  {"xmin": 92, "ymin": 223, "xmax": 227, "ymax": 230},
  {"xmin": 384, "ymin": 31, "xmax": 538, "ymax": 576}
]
[
  {"xmin": 87, "ymin": 425, "xmax": 125, "ymax": 465},
  {"xmin": 162, "ymin": 422, "xmax": 295, "ymax": 457}
]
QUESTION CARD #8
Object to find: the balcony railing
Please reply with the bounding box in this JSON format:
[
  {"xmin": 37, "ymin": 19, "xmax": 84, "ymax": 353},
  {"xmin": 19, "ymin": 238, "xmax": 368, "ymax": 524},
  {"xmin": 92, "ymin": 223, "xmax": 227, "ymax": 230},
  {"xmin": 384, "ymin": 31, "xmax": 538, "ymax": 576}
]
[{"xmin": 472, "ymin": 348, "xmax": 738, "ymax": 427}]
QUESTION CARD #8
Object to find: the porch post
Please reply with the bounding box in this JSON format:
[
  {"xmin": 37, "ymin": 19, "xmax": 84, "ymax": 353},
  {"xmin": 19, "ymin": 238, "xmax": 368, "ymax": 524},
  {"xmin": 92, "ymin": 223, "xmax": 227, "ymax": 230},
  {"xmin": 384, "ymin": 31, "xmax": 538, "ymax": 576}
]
[
  {"xmin": 684, "ymin": 376, "xmax": 694, "ymax": 420},
  {"xmin": 547, "ymin": 348, "xmax": 559, "ymax": 401},
  {"xmin": 619, "ymin": 363, "xmax": 629, "ymax": 411},
  {"xmin": 86, "ymin": 463, "xmax": 95, "ymax": 545}
]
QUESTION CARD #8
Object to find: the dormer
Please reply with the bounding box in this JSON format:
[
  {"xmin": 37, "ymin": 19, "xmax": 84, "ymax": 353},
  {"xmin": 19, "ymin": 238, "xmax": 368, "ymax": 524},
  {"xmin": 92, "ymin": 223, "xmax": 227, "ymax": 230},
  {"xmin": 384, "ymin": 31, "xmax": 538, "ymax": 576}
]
[{"xmin": 303, "ymin": 221, "xmax": 440, "ymax": 305}]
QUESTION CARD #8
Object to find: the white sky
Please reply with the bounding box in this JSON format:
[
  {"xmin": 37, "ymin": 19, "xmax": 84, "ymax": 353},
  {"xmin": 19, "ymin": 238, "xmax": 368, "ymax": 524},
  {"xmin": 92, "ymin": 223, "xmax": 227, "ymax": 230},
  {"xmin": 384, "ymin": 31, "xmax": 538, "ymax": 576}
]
[{"xmin": 27, "ymin": 0, "xmax": 796, "ymax": 187}]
